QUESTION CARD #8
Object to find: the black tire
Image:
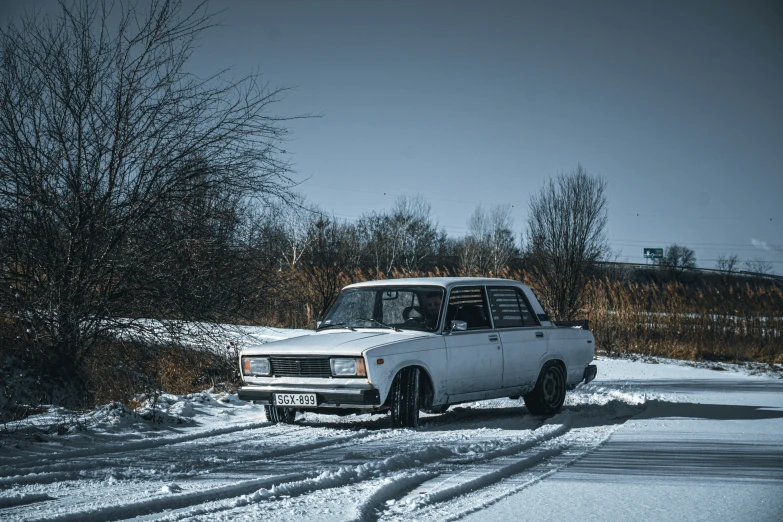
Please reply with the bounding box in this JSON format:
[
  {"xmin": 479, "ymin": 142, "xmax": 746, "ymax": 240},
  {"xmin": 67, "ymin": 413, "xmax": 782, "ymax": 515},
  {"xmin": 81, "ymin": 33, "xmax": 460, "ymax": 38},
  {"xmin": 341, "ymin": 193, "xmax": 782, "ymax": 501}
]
[
  {"xmin": 265, "ymin": 405, "xmax": 296, "ymax": 424},
  {"xmin": 390, "ymin": 367, "xmax": 421, "ymax": 428},
  {"xmin": 523, "ymin": 363, "xmax": 566, "ymax": 415}
]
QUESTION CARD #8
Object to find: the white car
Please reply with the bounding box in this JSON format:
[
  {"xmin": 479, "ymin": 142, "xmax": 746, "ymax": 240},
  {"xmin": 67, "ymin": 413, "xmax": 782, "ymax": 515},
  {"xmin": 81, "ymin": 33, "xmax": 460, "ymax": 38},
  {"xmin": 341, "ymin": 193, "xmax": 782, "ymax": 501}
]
[{"xmin": 238, "ymin": 277, "xmax": 597, "ymax": 427}]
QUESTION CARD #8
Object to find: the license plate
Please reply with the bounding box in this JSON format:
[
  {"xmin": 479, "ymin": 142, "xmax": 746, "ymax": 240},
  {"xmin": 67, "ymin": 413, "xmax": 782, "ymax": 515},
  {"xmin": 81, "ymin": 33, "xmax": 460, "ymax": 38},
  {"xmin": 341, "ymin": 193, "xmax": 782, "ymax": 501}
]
[{"xmin": 273, "ymin": 393, "xmax": 317, "ymax": 407}]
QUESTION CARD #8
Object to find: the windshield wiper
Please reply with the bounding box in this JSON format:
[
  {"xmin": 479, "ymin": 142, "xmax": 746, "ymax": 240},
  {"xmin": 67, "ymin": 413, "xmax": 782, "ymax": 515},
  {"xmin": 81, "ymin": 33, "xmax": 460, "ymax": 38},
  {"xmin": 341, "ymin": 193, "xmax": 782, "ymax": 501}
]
[
  {"xmin": 318, "ymin": 322, "xmax": 356, "ymax": 331},
  {"xmin": 353, "ymin": 317, "xmax": 401, "ymax": 332}
]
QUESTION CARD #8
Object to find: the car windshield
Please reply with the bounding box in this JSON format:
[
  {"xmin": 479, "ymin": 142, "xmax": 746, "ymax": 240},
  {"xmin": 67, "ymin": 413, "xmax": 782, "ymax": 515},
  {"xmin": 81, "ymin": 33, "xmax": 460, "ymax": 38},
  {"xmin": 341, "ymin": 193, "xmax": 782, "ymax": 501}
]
[{"xmin": 319, "ymin": 286, "xmax": 445, "ymax": 332}]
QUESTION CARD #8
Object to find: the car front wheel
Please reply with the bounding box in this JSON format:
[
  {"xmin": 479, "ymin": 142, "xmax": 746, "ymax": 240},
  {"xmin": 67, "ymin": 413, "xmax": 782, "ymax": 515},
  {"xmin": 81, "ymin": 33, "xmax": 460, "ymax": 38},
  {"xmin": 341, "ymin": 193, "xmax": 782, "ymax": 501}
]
[
  {"xmin": 523, "ymin": 363, "xmax": 566, "ymax": 415},
  {"xmin": 390, "ymin": 367, "xmax": 421, "ymax": 428},
  {"xmin": 265, "ymin": 405, "xmax": 296, "ymax": 424}
]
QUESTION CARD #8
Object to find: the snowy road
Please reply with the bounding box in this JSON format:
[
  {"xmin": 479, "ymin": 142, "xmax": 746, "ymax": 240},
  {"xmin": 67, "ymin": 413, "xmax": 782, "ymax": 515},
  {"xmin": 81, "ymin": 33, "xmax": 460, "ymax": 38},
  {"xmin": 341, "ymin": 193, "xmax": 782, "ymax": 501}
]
[{"xmin": 2, "ymin": 358, "xmax": 782, "ymax": 521}]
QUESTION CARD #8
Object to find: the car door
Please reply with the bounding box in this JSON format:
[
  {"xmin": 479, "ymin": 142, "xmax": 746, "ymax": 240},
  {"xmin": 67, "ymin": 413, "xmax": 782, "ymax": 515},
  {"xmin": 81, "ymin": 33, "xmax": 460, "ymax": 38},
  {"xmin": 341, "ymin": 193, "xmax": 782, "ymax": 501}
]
[
  {"xmin": 486, "ymin": 286, "xmax": 548, "ymax": 388},
  {"xmin": 444, "ymin": 286, "xmax": 503, "ymax": 395}
]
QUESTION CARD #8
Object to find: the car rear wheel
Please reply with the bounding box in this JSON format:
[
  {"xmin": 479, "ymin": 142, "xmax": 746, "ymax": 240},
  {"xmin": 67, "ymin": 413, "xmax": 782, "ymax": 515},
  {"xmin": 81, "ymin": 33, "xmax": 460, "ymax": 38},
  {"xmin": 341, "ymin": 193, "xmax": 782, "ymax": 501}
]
[
  {"xmin": 523, "ymin": 363, "xmax": 566, "ymax": 415},
  {"xmin": 265, "ymin": 405, "xmax": 296, "ymax": 424},
  {"xmin": 390, "ymin": 367, "xmax": 421, "ymax": 428}
]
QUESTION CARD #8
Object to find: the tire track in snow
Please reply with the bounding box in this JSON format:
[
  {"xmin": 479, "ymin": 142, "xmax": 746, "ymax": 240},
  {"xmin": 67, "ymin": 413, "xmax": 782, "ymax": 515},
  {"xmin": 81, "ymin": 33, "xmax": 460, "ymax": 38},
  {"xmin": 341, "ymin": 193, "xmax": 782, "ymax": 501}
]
[
  {"xmin": 153, "ymin": 420, "xmax": 574, "ymax": 521},
  {"xmin": 369, "ymin": 397, "xmax": 650, "ymax": 521},
  {"xmin": 0, "ymin": 470, "xmax": 91, "ymax": 489},
  {"xmin": 347, "ymin": 472, "xmax": 439, "ymax": 522},
  {"xmin": 1, "ymin": 428, "xmax": 399, "ymax": 519},
  {"xmin": 0, "ymin": 422, "xmax": 359, "ymax": 474},
  {"xmin": 27, "ymin": 472, "xmax": 308, "ymax": 522},
  {"xmin": 419, "ymin": 405, "xmax": 546, "ymax": 433},
  {"xmin": 234, "ymin": 429, "xmax": 380, "ymax": 463},
  {"xmin": 445, "ymin": 420, "xmax": 569, "ymax": 464},
  {"xmin": 0, "ymin": 493, "xmax": 56, "ymax": 509},
  {"xmin": 177, "ymin": 419, "xmax": 573, "ymax": 522},
  {"xmin": 54, "ymin": 444, "xmax": 458, "ymax": 522},
  {"xmin": 5, "ymin": 399, "xmax": 636, "ymax": 522},
  {"xmin": 399, "ymin": 447, "xmax": 563, "ymax": 511},
  {"xmin": 126, "ymin": 423, "xmax": 533, "ymax": 521},
  {"xmin": 0, "ymin": 428, "xmax": 379, "ymax": 490},
  {"xmin": 0, "ymin": 421, "xmax": 276, "ymax": 472},
  {"xmin": 168, "ymin": 409, "xmax": 629, "ymax": 522},
  {"xmin": 387, "ymin": 423, "xmax": 623, "ymax": 522},
  {"xmin": 356, "ymin": 419, "xmax": 571, "ymax": 521}
]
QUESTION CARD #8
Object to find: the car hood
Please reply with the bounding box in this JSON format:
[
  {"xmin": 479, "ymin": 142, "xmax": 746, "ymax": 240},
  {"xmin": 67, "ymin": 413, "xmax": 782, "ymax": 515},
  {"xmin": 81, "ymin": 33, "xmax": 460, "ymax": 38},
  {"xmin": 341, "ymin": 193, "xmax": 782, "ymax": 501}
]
[{"xmin": 241, "ymin": 329, "xmax": 432, "ymax": 357}]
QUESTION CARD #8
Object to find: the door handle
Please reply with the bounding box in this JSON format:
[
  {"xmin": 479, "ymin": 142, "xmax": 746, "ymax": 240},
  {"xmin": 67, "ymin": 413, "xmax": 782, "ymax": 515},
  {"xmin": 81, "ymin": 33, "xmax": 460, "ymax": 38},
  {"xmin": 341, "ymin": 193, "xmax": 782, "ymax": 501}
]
[
  {"xmin": 488, "ymin": 334, "xmax": 499, "ymax": 342},
  {"xmin": 535, "ymin": 331, "xmax": 544, "ymax": 338}
]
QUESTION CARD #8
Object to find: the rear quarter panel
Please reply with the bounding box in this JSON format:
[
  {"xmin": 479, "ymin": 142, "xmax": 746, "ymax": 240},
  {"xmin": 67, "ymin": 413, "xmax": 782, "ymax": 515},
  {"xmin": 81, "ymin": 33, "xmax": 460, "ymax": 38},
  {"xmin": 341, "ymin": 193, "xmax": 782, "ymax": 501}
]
[{"xmin": 543, "ymin": 327, "xmax": 595, "ymax": 386}]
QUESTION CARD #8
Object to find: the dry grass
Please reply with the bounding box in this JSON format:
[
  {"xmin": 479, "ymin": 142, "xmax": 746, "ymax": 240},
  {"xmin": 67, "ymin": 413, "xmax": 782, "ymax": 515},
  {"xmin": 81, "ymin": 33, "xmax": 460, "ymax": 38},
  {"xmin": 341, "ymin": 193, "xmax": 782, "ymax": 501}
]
[
  {"xmin": 83, "ymin": 342, "xmax": 238, "ymax": 406},
  {"xmin": 582, "ymin": 278, "xmax": 783, "ymax": 363},
  {"xmin": 2, "ymin": 329, "xmax": 239, "ymax": 421}
]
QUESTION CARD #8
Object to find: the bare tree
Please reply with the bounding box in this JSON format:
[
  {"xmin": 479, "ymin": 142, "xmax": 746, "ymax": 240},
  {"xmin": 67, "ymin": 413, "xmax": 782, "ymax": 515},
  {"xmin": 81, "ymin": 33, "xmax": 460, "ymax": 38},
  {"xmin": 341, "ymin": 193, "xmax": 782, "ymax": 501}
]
[
  {"xmin": 357, "ymin": 195, "xmax": 440, "ymax": 275},
  {"xmin": 394, "ymin": 195, "xmax": 442, "ymax": 273},
  {"xmin": 357, "ymin": 211, "xmax": 403, "ymax": 275},
  {"xmin": 715, "ymin": 253, "xmax": 740, "ymax": 273},
  {"xmin": 659, "ymin": 244, "xmax": 696, "ymax": 277},
  {"xmin": 266, "ymin": 194, "xmax": 323, "ymax": 269},
  {"xmin": 434, "ymin": 236, "xmax": 463, "ymax": 275},
  {"xmin": 460, "ymin": 204, "xmax": 518, "ymax": 275},
  {"xmin": 524, "ymin": 165, "xmax": 609, "ymax": 320},
  {"xmin": 744, "ymin": 258, "xmax": 774, "ymax": 275},
  {"xmin": 301, "ymin": 217, "xmax": 362, "ymax": 320},
  {"xmin": 0, "ymin": 0, "xmax": 298, "ymax": 399}
]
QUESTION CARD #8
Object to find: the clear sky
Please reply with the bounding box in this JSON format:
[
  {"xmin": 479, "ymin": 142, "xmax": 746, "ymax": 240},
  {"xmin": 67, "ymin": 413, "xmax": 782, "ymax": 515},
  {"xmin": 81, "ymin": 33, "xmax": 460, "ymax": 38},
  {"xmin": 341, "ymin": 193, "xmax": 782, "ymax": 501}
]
[{"xmin": 3, "ymin": 0, "xmax": 782, "ymax": 273}]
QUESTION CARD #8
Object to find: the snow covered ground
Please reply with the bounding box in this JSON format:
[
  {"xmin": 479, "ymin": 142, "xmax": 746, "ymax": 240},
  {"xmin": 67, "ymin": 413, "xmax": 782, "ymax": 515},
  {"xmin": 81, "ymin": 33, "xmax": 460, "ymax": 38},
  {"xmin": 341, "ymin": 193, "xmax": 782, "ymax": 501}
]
[{"xmin": 1, "ymin": 334, "xmax": 781, "ymax": 521}]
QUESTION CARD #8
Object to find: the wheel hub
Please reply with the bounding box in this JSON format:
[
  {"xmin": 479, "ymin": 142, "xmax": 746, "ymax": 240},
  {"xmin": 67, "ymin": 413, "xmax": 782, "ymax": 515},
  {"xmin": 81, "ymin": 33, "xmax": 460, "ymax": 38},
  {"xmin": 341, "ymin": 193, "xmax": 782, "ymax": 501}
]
[{"xmin": 542, "ymin": 369, "xmax": 561, "ymax": 406}]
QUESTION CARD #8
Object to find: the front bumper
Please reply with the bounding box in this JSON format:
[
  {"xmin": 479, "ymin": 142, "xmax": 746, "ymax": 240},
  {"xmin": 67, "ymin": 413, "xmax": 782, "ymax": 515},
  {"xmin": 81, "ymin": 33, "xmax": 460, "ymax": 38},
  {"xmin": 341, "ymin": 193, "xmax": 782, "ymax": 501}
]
[
  {"xmin": 583, "ymin": 364, "xmax": 597, "ymax": 384},
  {"xmin": 238, "ymin": 384, "xmax": 381, "ymax": 409}
]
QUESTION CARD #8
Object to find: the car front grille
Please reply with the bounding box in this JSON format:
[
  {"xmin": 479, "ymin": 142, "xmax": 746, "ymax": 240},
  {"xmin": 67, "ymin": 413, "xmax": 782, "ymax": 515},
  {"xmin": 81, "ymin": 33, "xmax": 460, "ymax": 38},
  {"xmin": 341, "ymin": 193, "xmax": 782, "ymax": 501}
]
[{"xmin": 269, "ymin": 357, "xmax": 332, "ymax": 378}]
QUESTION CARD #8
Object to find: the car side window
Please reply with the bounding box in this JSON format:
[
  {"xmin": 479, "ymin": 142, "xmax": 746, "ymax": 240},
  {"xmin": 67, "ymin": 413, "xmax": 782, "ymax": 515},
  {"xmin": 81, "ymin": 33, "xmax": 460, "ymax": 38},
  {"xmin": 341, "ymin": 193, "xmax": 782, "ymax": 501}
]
[
  {"xmin": 445, "ymin": 286, "xmax": 491, "ymax": 330},
  {"xmin": 487, "ymin": 286, "xmax": 539, "ymax": 328},
  {"xmin": 515, "ymin": 289, "xmax": 539, "ymax": 326}
]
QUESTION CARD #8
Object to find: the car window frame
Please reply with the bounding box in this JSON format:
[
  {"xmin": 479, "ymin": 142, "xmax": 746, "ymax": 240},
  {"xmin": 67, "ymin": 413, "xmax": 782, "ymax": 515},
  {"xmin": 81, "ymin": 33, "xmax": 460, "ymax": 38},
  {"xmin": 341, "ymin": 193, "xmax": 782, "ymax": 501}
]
[
  {"xmin": 444, "ymin": 285, "xmax": 494, "ymax": 332},
  {"xmin": 318, "ymin": 285, "xmax": 446, "ymax": 332},
  {"xmin": 485, "ymin": 284, "xmax": 541, "ymax": 329}
]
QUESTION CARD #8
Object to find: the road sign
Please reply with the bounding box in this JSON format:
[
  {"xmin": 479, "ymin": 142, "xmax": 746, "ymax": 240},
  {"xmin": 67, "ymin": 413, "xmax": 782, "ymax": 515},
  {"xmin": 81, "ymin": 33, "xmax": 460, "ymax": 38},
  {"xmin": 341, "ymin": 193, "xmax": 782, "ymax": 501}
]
[{"xmin": 644, "ymin": 248, "xmax": 663, "ymax": 259}]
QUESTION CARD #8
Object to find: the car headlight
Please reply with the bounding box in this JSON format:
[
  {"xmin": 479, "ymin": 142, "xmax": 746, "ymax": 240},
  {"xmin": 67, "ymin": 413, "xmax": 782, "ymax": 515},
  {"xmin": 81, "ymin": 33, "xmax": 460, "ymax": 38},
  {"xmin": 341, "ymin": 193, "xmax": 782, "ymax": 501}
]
[
  {"xmin": 242, "ymin": 356, "xmax": 270, "ymax": 376},
  {"xmin": 330, "ymin": 357, "xmax": 367, "ymax": 377}
]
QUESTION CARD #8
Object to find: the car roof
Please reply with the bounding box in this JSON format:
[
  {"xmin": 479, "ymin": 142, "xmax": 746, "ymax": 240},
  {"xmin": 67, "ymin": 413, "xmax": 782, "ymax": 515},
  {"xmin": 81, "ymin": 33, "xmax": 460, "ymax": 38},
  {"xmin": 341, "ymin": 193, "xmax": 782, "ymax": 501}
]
[{"xmin": 343, "ymin": 277, "xmax": 529, "ymax": 291}]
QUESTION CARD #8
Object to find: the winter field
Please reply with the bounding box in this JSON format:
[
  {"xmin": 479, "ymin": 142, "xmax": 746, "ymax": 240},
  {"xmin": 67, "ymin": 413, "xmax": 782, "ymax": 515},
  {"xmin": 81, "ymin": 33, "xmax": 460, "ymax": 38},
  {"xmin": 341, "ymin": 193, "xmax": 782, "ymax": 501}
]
[{"xmin": 1, "ymin": 328, "xmax": 782, "ymax": 522}]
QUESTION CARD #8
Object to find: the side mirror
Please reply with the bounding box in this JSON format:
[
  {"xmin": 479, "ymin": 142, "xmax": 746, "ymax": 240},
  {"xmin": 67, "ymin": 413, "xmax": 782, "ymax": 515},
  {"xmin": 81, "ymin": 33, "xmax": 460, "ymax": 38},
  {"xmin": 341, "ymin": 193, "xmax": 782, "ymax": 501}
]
[
  {"xmin": 450, "ymin": 320, "xmax": 467, "ymax": 332},
  {"xmin": 316, "ymin": 321, "xmax": 322, "ymax": 329}
]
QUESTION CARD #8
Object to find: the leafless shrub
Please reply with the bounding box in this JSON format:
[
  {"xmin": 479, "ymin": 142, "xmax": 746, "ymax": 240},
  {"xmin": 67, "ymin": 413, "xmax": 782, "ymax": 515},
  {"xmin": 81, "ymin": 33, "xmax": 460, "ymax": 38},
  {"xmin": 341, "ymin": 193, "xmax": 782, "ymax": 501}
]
[
  {"xmin": 658, "ymin": 244, "xmax": 697, "ymax": 278},
  {"xmin": 523, "ymin": 165, "xmax": 610, "ymax": 320},
  {"xmin": 716, "ymin": 253, "xmax": 740, "ymax": 273},
  {"xmin": 744, "ymin": 258, "xmax": 774, "ymax": 275}
]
